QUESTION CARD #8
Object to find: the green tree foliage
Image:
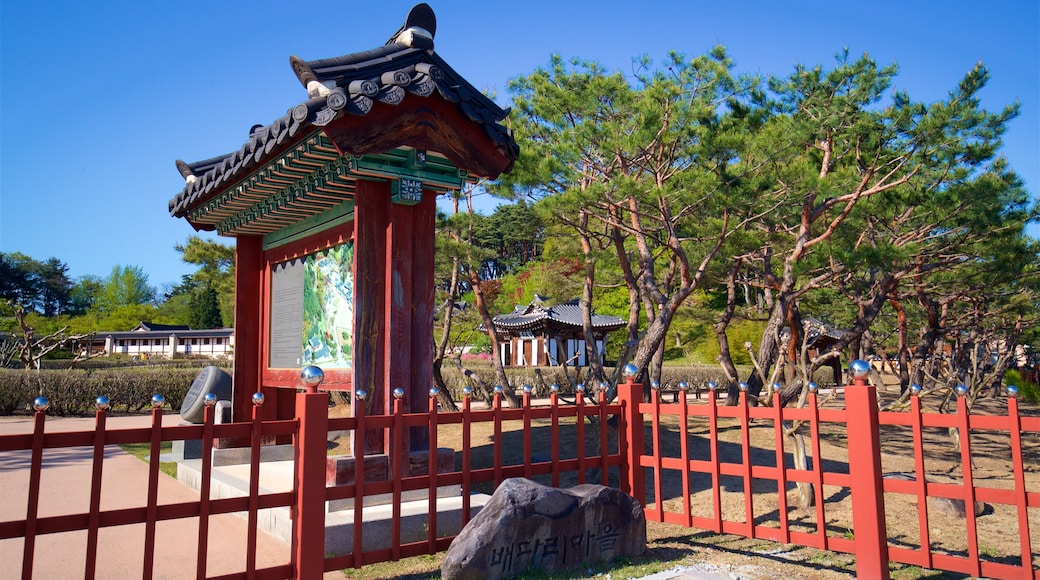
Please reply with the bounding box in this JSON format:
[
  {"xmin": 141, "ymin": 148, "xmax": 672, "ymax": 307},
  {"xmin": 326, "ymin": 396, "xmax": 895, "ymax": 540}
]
[
  {"xmin": 94, "ymin": 265, "xmax": 155, "ymax": 313},
  {"xmin": 188, "ymin": 286, "xmax": 223, "ymax": 329},
  {"xmin": 500, "ymin": 49, "xmax": 761, "ymax": 385},
  {"xmin": 0, "ymin": 253, "xmax": 74, "ymax": 315},
  {"xmin": 176, "ymin": 236, "xmax": 235, "ymax": 326}
]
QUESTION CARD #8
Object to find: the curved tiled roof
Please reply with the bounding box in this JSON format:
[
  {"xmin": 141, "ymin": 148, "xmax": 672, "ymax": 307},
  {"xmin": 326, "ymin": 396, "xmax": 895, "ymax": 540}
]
[
  {"xmin": 491, "ymin": 300, "xmax": 626, "ymax": 332},
  {"xmin": 169, "ymin": 3, "xmax": 518, "ymax": 223}
]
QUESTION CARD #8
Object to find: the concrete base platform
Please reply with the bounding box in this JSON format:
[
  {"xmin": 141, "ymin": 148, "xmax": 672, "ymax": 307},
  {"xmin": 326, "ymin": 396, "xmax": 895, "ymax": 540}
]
[{"xmin": 177, "ymin": 458, "xmax": 491, "ymax": 555}]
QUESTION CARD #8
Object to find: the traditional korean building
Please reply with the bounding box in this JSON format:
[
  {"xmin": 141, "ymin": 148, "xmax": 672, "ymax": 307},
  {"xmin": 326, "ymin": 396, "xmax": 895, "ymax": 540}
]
[
  {"xmin": 166, "ymin": 4, "xmax": 519, "ymax": 435},
  {"xmin": 78, "ymin": 322, "xmax": 234, "ymax": 359},
  {"xmin": 489, "ymin": 300, "xmax": 625, "ymax": 367}
]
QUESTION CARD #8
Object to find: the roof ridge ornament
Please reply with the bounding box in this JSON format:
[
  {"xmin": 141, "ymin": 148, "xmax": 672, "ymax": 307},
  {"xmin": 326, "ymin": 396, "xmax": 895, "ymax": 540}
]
[{"xmin": 387, "ymin": 3, "xmax": 436, "ymax": 48}]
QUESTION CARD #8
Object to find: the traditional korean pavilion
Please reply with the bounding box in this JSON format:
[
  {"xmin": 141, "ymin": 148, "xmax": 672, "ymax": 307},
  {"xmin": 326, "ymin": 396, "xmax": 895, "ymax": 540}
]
[
  {"xmin": 167, "ymin": 4, "xmax": 518, "ymax": 443},
  {"xmin": 489, "ymin": 299, "xmax": 625, "ymax": 368}
]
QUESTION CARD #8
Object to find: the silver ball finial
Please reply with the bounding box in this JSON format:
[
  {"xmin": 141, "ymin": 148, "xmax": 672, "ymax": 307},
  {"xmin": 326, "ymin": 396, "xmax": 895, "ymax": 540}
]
[
  {"xmin": 772, "ymin": 382, "xmax": 782, "ymax": 391},
  {"xmin": 707, "ymin": 381, "xmax": 717, "ymax": 391},
  {"xmin": 393, "ymin": 388, "xmax": 405, "ymax": 399},
  {"xmin": 550, "ymin": 383, "xmax": 559, "ymax": 393},
  {"xmin": 355, "ymin": 389, "xmax": 367, "ymax": 401},
  {"xmin": 151, "ymin": 394, "xmax": 165, "ymax": 408},
  {"xmin": 954, "ymin": 384, "xmax": 968, "ymax": 397},
  {"xmin": 429, "ymin": 387, "xmax": 440, "ymax": 398},
  {"xmin": 576, "ymin": 384, "xmax": 585, "ymax": 393},
  {"xmin": 493, "ymin": 384, "xmax": 503, "ymax": 394},
  {"xmin": 909, "ymin": 383, "xmax": 922, "ymax": 396},
  {"xmin": 1006, "ymin": 384, "xmax": 1019, "ymax": 399},
  {"xmin": 651, "ymin": 381, "xmax": 661, "ymax": 391},
  {"xmin": 678, "ymin": 381, "xmax": 689, "ymax": 391},
  {"xmin": 95, "ymin": 395, "xmax": 110, "ymax": 411},
  {"xmin": 203, "ymin": 392, "xmax": 218, "ymax": 407},
  {"xmin": 849, "ymin": 360, "xmax": 870, "ymax": 378},
  {"xmin": 807, "ymin": 382, "xmax": 818, "ymax": 393},
  {"xmin": 300, "ymin": 365, "xmax": 325, "ymax": 389},
  {"xmin": 622, "ymin": 363, "xmax": 638, "ymax": 378},
  {"xmin": 522, "ymin": 384, "xmax": 532, "ymax": 394},
  {"xmin": 598, "ymin": 381, "xmax": 609, "ymax": 392},
  {"xmin": 738, "ymin": 382, "xmax": 749, "ymax": 392},
  {"xmin": 33, "ymin": 396, "xmax": 50, "ymax": 412},
  {"xmin": 462, "ymin": 386, "xmax": 473, "ymax": 398},
  {"xmin": 251, "ymin": 392, "xmax": 265, "ymax": 406}
]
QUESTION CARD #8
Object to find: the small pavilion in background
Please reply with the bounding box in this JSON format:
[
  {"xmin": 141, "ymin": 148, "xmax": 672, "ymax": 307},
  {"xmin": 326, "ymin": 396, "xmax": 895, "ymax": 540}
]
[{"xmin": 488, "ymin": 299, "xmax": 625, "ymax": 368}]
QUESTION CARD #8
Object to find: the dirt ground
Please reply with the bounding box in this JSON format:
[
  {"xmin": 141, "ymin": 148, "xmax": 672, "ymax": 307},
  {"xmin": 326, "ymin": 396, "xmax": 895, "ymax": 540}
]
[{"xmin": 329, "ymin": 378, "xmax": 1039, "ymax": 578}]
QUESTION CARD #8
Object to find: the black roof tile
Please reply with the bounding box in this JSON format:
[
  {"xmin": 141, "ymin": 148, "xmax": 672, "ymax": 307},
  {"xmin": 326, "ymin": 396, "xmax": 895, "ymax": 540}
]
[{"xmin": 169, "ymin": 3, "xmax": 517, "ymax": 225}]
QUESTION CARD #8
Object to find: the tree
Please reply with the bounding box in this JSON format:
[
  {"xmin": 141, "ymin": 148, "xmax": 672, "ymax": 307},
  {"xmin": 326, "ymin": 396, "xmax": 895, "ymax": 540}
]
[
  {"xmin": 94, "ymin": 265, "xmax": 155, "ymax": 313},
  {"xmin": 714, "ymin": 54, "xmax": 1031, "ymax": 405},
  {"xmin": 0, "ymin": 253, "xmax": 74, "ymax": 315},
  {"xmin": 188, "ymin": 286, "xmax": 223, "ymax": 329},
  {"xmin": 500, "ymin": 49, "xmax": 760, "ymax": 391},
  {"xmin": 176, "ymin": 236, "xmax": 236, "ymax": 326}
]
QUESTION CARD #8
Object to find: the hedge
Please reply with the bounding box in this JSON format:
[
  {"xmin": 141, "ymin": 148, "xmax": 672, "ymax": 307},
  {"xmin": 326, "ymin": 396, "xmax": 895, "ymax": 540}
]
[{"xmin": 0, "ymin": 366, "xmax": 223, "ymax": 416}]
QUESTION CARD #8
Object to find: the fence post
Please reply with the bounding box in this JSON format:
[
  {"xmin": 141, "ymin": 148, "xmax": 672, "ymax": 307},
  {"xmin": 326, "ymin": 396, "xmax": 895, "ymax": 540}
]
[
  {"xmin": 292, "ymin": 367, "xmax": 329, "ymax": 579},
  {"xmin": 845, "ymin": 360, "xmax": 890, "ymax": 580},
  {"xmin": 617, "ymin": 366, "xmax": 645, "ymax": 503}
]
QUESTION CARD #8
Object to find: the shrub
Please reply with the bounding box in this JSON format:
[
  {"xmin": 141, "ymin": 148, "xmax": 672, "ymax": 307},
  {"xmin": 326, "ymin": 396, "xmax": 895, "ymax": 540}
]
[
  {"xmin": 0, "ymin": 365, "xmax": 226, "ymax": 416},
  {"xmin": 1004, "ymin": 369, "xmax": 1039, "ymax": 404}
]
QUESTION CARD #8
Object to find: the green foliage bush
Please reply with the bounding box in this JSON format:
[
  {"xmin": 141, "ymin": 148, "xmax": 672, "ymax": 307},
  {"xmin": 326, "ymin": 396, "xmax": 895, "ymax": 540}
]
[
  {"xmin": 0, "ymin": 365, "xmax": 224, "ymax": 416},
  {"xmin": 1004, "ymin": 369, "xmax": 1039, "ymax": 404}
]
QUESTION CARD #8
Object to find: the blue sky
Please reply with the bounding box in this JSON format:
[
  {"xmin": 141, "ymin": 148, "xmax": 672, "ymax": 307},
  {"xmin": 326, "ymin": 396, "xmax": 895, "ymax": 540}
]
[{"xmin": 2, "ymin": 0, "xmax": 1037, "ymax": 290}]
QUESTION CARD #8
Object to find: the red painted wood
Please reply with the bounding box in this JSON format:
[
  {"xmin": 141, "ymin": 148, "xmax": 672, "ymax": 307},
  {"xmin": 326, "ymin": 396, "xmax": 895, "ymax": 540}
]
[
  {"xmin": 616, "ymin": 378, "xmax": 640, "ymax": 501},
  {"xmin": 142, "ymin": 406, "xmax": 163, "ymax": 580},
  {"xmin": 493, "ymin": 393, "xmax": 503, "ymax": 486},
  {"xmin": 354, "ymin": 179, "xmax": 388, "ymax": 455},
  {"xmin": 197, "ymin": 405, "xmax": 215, "ymax": 580},
  {"xmin": 247, "ymin": 403, "xmax": 263, "ymax": 579},
  {"xmin": 738, "ymin": 392, "xmax": 754, "ymax": 538},
  {"xmin": 550, "ymin": 392, "xmax": 560, "ymax": 488},
  {"xmin": 772, "ymin": 393, "xmax": 790, "ymax": 544},
  {"xmin": 84, "ymin": 409, "xmax": 106, "ymax": 580},
  {"xmin": 1008, "ymin": 397, "xmax": 1034, "ymax": 575},
  {"xmin": 523, "ymin": 391, "xmax": 532, "ymax": 479},
  {"xmin": 955, "ymin": 395, "xmax": 982, "ymax": 576},
  {"xmin": 427, "ymin": 395, "xmax": 438, "ymax": 552},
  {"xmin": 808, "ymin": 393, "xmax": 826, "ymax": 542},
  {"xmin": 352, "ymin": 396, "xmax": 366, "ymax": 566},
  {"xmin": 461, "ymin": 396, "xmax": 472, "ymax": 523},
  {"xmin": 678, "ymin": 391, "xmax": 691, "ymax": 528},
  {"xmin": 392, "ymin": 398, "xmax": 404, "ymax": 561},
  {"xmin": 598, "ymin": 390, "xmax": 609, "ymax": 486},
  {"xmin": 20, "ymin": 410, "xmax": 45, "ymax": 580},
  {"xmin": 709, "ymin": 388, "xmax": 722, "ymax": 533},
  {"xmin": 234, "ymin": 236, "xmax": 266, "ymax": 422},
  {"xmin": 845, "ymin": 377, "xmax": 890, "ymax": 580},
  {"xmin": 292, "ymin": 391, "xmax": 329, "ymax": 578},
  {"xmin": 909, "ymin": 395, "xmax": 933, "ymax": 570},
  {"xmin": 650, "ymin": 388, "xmax": 663, "ymax": 520},
  {"xmin": 576, "ymin": 391, "xmax": 586, "ymax": 485}
]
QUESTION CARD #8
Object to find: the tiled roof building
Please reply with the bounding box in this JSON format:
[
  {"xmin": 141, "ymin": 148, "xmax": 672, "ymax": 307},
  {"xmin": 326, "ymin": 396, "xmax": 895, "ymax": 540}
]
[
  {"xmin": 168, "ymin": 3, "xmax": 518, "ymax": 237},
  {"xmin": 489, "ymin": 300, "xmax": 625, "ymax": 367}
]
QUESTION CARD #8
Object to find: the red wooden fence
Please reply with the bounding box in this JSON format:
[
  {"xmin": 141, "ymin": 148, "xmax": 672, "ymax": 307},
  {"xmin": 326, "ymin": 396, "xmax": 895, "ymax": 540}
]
[
  {"xmin": 2, "ymin": 367, "xmax": 1037, "ymax": 579},
  {"xmin": 616, "ymin": 373, "xmax": 1040, "ymax": 580}
]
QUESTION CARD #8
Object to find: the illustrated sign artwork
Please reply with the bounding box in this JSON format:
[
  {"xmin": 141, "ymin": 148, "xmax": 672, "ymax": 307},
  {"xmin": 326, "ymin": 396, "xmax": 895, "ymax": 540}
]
[{"xmin": 269, "ymin": 242, "xmax": 354, "ymax": 369}]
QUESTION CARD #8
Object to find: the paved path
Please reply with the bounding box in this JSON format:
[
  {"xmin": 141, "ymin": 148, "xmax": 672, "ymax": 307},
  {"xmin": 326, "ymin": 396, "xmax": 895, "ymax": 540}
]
[{"xmin": 0, "ymin": 415, "xmax": 344, "ymax": 580}]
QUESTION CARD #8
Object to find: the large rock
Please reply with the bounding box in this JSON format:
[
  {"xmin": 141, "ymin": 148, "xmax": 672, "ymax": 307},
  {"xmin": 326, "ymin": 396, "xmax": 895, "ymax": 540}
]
[{"xmin": 441, "ymin": 478, "xmax": 646, "ymax": 580}]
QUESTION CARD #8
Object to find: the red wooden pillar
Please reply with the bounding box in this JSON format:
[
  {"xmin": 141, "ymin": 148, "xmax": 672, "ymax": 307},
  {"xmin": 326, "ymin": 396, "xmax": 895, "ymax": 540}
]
[
  {"xmin": 354, "ymin": 180, "xmax": 435, "ymax": 453},
  {"xmin": 617, "ymin": 375, "xmax": 645, "ymax": 503},
  {"xmin": 845, "ymin": 364, "xmax": 890, "ymax": 579},
  {"xmin": 292, "ymin": 388, "xmax": 329, "ymax": 579},
  {"xmin": 354, "ymin": 181, "xmax": 389, "ymax": 454},
  {"xmin": 406, "ymin": 189, "xmax": 435, "ymax": 451}
]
